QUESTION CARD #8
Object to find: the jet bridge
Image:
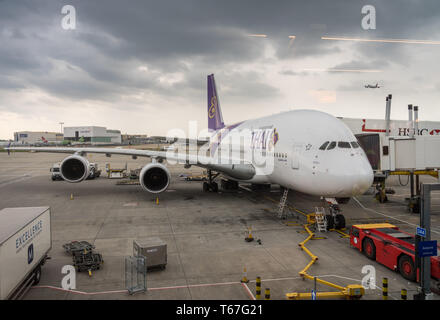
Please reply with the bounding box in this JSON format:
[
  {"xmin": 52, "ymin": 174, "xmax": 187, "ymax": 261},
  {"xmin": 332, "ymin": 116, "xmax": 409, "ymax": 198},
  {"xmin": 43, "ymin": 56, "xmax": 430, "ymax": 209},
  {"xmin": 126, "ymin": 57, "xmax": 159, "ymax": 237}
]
[
  {"xmin": 356, "ymin": 133, "xmax": 440, "ymax": 210},
  {"xmin": 357, "ymin": 134, "xmax": 440, "ymax": 174},
  {"xmin": 354, "ymin": 96, "xmax": 440, "ymax": 210}
]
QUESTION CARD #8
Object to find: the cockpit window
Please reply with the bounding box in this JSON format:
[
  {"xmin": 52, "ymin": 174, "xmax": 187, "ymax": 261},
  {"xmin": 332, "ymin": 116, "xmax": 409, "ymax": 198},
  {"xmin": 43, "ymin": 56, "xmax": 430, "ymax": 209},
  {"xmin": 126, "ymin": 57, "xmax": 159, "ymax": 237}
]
[
  {"xmin": 350, "ymin": 141, "xmax": 360, "ymax": 148},
  {"xmin": 319, "ymin": 141, "xmax": 329, "ymax": 150},
  {"xmin": 338, "ymin": 141, "xmax": 351, "ymax": 148},
  {"xmin": 327, "ymin": 141, "xmax": 336, "ymax": 150}
]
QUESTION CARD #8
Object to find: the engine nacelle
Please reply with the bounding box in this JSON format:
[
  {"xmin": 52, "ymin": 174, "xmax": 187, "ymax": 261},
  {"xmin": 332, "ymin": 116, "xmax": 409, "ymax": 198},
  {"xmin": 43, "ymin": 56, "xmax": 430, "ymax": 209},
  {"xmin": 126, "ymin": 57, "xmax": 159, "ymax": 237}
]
[
  {"xmin": 139, "ymin": 163, "xmax": 171, "ymax": 193},
  {"xmin": 60, "ymin": 155, "xmax": 90, "ymax": 183}
]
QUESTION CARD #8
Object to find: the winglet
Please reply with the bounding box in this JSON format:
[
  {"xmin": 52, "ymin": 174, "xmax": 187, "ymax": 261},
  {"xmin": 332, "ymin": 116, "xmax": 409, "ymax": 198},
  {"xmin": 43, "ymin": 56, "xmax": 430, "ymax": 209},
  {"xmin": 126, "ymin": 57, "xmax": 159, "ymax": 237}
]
[{"xmin": 207, "ymin": 74, "xmax": 225, "ymax": 132}]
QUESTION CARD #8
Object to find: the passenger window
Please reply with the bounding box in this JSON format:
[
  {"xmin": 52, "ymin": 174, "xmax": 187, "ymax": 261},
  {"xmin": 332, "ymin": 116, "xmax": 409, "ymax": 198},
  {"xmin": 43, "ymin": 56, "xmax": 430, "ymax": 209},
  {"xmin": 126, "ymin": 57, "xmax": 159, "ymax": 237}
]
[
  {"xmin": 350, "ymin": 141, "xmax": 360, "ymax": 148},
  {"xmin": 338, "ymin": 141, "xmax": 351, "ymax": 148},
  {"xmin": 327, "ymin": 141, "xmax": 336, "ymax": 150},
  {"xmin": 319, "ymin": 141, "xmax": 329, "ymax": 150}
]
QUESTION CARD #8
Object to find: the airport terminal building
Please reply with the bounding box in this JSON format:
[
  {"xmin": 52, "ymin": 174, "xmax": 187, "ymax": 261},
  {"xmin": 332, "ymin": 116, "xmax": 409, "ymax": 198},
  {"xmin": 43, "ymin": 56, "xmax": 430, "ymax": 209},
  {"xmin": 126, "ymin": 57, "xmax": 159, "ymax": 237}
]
[
  {"xmin": 13, "ymin": 131, "xmax": 64, "ymax": 145},
  {"xmin": 63, "ymin": 126, "xmax": 121, "ymax": 145}
]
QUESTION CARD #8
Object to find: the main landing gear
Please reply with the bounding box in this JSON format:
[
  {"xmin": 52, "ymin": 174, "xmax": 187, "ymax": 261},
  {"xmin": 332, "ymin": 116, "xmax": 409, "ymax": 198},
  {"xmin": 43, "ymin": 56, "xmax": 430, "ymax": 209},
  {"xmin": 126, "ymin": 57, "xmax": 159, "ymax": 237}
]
[{"xmin": 202, "ymin": 169, "xmax": 220, "ymax": 192}]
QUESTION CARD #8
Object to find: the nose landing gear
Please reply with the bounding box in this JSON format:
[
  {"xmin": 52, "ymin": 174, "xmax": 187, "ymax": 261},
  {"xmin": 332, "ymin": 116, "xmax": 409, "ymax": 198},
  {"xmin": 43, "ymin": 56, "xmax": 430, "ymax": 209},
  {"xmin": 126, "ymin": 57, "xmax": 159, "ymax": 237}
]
[{"xmin": 324, "ymin": 203, "xmax": 346, "ymax": 230}]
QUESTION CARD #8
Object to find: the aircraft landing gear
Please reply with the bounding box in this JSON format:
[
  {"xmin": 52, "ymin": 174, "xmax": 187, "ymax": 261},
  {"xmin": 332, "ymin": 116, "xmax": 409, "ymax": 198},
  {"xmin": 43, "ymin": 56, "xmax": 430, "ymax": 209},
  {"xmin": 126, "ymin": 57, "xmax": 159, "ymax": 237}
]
[
  {"xmin": 375, "ymin": 181, "xmax": 388, "ymax": 203},
  {"xmin": 202, "ymin": 170, "xmax": 219, "ymax": 193},
  {"xmin": 325, "ymin": 204, "xmax": 346, "ymax": 230},
  {"xmin": 221, "ymin": 179, "xmax": 239, "ymax": 191},
  {"xmin": 203, "ymin": 181, "xmax": 218, "ymax": 192}
]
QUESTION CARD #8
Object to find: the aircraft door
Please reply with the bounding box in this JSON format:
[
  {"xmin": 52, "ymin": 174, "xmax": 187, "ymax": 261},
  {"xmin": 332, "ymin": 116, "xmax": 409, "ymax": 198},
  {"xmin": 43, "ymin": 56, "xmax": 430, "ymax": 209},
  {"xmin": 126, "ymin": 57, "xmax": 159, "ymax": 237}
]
[{"xmin": 291, "ymin": 144, "xmax": 302, "ymax": 169}]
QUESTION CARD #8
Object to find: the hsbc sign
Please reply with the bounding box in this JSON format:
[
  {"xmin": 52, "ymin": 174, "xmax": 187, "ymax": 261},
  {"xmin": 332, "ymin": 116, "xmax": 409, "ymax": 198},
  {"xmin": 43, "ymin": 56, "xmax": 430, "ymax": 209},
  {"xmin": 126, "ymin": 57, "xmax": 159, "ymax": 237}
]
[
  {"xmin": 340, "ymin": 118, "xmax": 440, "ymax": 137},
  {"xmin": 398, "ymin": 128, "xmax": 440, "ymax": 136}
]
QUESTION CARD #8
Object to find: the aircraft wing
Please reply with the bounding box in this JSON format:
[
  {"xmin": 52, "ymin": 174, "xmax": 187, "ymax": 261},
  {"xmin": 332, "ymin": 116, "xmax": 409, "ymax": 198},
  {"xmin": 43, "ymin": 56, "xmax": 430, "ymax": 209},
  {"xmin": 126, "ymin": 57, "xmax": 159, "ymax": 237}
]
[
  {"xmin": 6, "ymin": 146, "xmax": 256, "ymax": 180},
  {"xmin": 7, "ymin": 146, "xmax": 205, "ymax": 163}
]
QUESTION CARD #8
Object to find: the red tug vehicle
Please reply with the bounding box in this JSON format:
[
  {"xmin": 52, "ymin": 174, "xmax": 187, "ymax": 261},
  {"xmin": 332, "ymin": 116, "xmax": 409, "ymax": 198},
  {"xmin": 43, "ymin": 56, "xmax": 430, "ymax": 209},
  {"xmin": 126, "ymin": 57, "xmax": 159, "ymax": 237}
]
[{"xmin": 349, "ymin": 223, "xmax": 440, "ymax": 282}]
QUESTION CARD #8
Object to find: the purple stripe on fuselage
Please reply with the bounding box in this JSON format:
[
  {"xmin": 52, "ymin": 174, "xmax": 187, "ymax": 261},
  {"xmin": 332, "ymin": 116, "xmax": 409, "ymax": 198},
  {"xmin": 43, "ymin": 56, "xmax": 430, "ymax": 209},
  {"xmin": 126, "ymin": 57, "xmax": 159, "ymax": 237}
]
[{"xmin": 209, "ymin": 121, "xmax": 244, "ymax": 156}]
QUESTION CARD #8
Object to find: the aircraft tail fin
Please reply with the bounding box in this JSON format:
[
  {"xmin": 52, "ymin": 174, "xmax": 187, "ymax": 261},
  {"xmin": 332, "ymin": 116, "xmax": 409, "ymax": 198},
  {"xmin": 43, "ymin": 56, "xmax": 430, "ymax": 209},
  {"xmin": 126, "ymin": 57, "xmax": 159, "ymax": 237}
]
[{"xmin": 207, "ymin": 74, "xmax": 225, "ymax": 132}]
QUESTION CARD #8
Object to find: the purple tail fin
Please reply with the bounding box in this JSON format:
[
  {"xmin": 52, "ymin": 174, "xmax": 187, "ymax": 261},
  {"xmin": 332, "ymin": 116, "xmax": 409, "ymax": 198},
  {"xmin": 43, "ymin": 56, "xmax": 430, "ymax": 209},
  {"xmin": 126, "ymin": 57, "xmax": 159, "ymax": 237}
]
[{"xmin": 207, "ymin": 74, "xmax": 225, "ymax": 132}]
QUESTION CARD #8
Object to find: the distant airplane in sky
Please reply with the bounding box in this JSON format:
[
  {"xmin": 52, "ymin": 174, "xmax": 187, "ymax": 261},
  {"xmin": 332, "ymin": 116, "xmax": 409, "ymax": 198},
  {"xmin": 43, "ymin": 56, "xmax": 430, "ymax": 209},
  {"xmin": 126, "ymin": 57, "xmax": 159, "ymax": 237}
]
[{"xmin": 364, "ymin": 83, "xmax": 381, "ymax": 89}]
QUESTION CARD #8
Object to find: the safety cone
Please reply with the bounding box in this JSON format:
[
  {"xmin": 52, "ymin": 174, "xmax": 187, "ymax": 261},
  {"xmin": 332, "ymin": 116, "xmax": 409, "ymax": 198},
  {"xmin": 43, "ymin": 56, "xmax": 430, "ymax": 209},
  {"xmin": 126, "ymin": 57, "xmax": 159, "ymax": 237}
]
[
  {"xmin": 245, "ymin": 227, "xmax": 254, "ymax": 242},
  {"xmin": 241, "ymin": 267, "xmax": 249, "ymax": 283}
]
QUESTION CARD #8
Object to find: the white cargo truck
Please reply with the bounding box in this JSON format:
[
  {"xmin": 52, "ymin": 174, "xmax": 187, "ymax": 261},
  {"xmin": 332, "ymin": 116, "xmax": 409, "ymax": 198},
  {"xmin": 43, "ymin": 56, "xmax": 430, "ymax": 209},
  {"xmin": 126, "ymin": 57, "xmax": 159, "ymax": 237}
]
[{"xmin": 0, "ymin": 207, "xmax": 52, "ymax": 300}]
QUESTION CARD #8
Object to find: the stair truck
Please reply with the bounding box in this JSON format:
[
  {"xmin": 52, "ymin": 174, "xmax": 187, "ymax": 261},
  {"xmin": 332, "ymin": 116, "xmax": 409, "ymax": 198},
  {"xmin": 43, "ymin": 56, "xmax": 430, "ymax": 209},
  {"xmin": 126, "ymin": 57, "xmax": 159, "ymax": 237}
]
[
  {"xmin": 350, "ymin": 223, "xmax": 440, "ymax": 283},
  {"xmin": 0, "ymin": 207, "xmax": 52, "ymax": 300}
]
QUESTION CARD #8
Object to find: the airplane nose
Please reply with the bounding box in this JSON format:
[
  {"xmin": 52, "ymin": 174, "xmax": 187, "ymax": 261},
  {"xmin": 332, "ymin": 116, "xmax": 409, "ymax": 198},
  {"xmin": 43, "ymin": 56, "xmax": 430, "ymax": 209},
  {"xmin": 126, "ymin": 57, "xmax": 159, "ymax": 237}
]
[
  {"xmin": 330, "ymin": 157, "xmax": 374, "ymax": 197},
  {"xmin": 314, "ymin": 154, "xmax": 374, "ymax": 197},
  {"xmin": 351, "ymin": 165, "xmax": 374, "ymax": 195}
]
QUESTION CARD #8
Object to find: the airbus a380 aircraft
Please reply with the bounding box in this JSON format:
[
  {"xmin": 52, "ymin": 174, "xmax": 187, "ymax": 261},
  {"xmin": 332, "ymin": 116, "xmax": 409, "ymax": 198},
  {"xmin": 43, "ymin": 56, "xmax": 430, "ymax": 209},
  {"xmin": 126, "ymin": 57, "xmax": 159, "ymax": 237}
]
[{"xmin": 7, "ymin": 74, "xmax": 373, "ymax": 229}]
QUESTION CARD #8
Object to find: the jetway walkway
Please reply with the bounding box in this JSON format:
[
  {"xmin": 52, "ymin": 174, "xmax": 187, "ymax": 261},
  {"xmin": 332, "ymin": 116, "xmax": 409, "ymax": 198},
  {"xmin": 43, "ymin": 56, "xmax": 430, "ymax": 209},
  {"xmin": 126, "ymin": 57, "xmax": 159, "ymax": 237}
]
[
  {"xmin": 356, "ymin": 134, "xmax": 440, "ymax": 176},
  {"xmin": 356, "ymin": 133, "xmax": 440, "ymax": 209}
]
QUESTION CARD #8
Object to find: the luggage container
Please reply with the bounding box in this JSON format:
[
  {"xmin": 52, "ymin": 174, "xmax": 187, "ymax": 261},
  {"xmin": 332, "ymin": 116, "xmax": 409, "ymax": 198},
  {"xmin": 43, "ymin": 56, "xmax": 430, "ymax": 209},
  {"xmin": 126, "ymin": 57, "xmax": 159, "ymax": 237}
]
[{"xmin": 133, "ymin": 238, "xmax": 167, "ymax": 270}]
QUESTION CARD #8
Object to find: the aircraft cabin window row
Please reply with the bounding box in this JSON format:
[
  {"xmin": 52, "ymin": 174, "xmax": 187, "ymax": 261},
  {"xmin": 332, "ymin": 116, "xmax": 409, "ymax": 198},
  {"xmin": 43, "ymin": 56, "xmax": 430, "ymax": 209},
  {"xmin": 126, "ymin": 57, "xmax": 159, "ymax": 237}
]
[
  {"xmin": 319, "ymin": 141, "xmax": 360, "ymax": 150},
  {"xmin": 275, "ymin": 152, "xmax": 287, "ymax": 158}
]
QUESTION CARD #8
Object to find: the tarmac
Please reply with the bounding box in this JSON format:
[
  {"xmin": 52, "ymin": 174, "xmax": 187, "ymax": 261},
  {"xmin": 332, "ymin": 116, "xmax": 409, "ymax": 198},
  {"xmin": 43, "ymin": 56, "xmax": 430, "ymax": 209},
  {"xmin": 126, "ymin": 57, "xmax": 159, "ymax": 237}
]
[{"xmin": 0, "ymin": 151, "xmax": 439, "ymax": 300}]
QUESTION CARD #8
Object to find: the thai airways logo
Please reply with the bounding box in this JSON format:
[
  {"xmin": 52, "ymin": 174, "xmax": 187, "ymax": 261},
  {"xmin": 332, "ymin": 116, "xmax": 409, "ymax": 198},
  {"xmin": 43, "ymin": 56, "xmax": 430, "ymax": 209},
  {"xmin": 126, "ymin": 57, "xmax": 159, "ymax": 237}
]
[
  {"xmin": 269, "ymin": 128, "xmax": 279, "ymax": 148},
  {"xmin": 209, "ymin": 96, "xmax": 217, "ymax": 119},
  {"xmin": 252, "ymin": 128, "xmax": 279, "ymax": 151}
]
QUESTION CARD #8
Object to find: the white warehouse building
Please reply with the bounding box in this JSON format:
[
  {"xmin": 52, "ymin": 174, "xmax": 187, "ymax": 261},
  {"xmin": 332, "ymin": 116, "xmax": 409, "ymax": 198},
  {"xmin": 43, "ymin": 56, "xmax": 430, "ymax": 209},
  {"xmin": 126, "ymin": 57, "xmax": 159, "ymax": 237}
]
[
  {"xmin": 13, "ymin": 131, "xmax": 63, "ymax": 145},
  {"xmin": 64, "ymin": 126, "xmax": 121, "ymax": 145}
]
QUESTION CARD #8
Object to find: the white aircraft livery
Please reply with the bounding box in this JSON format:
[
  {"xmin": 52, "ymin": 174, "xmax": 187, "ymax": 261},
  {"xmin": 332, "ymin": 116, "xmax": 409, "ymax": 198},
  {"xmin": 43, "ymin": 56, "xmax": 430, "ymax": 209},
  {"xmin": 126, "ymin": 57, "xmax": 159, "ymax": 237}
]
[{"xmin": 7, "ymin": 74, "xmax": 374, "ymax": 228}]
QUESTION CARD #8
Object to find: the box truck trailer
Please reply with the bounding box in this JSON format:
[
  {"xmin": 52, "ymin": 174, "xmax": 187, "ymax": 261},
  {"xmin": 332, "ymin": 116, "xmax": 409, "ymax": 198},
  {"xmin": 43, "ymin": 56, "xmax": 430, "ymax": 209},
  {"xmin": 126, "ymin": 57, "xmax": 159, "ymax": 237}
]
[{"xmin": 0, "ymin": 207, "xmax": 52, "ymax": 300}]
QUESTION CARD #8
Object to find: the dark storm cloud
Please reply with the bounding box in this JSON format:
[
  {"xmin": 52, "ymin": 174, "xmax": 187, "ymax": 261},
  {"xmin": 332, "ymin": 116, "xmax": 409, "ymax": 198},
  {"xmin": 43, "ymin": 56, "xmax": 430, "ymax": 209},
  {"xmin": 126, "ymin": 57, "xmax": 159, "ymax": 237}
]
[{"xmin": 1, "ymin": 0, "xmax": 440, "ymax": 104}]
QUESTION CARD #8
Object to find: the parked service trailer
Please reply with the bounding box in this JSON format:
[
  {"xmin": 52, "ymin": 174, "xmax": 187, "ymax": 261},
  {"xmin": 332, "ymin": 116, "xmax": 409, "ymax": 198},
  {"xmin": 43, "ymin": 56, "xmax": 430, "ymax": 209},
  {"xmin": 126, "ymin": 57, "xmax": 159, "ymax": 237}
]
[{"xmin": 0, "ymin": 207, "xmax": 52, "ymax": 300}]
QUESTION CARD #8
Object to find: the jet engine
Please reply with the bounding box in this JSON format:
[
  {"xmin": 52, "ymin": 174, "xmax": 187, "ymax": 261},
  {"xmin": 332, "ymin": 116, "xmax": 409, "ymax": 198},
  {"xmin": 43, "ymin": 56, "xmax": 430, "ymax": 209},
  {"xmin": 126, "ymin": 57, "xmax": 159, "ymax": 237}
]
[
  {"xmin": 139, "ymin": 163, "xmax": 171, "ymax": 193},
  {"xmin": 60, "ymin": 155, "xmax": 90, "ymax": 183}
]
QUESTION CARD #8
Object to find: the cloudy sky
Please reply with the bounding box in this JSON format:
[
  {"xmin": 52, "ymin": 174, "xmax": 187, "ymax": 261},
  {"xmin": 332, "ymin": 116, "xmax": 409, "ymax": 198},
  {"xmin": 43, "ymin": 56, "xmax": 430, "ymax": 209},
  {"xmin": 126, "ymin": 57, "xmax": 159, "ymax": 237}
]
[{"xmin": 1, "ymin": 0, "xmax": 440, "ymax": 139}]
